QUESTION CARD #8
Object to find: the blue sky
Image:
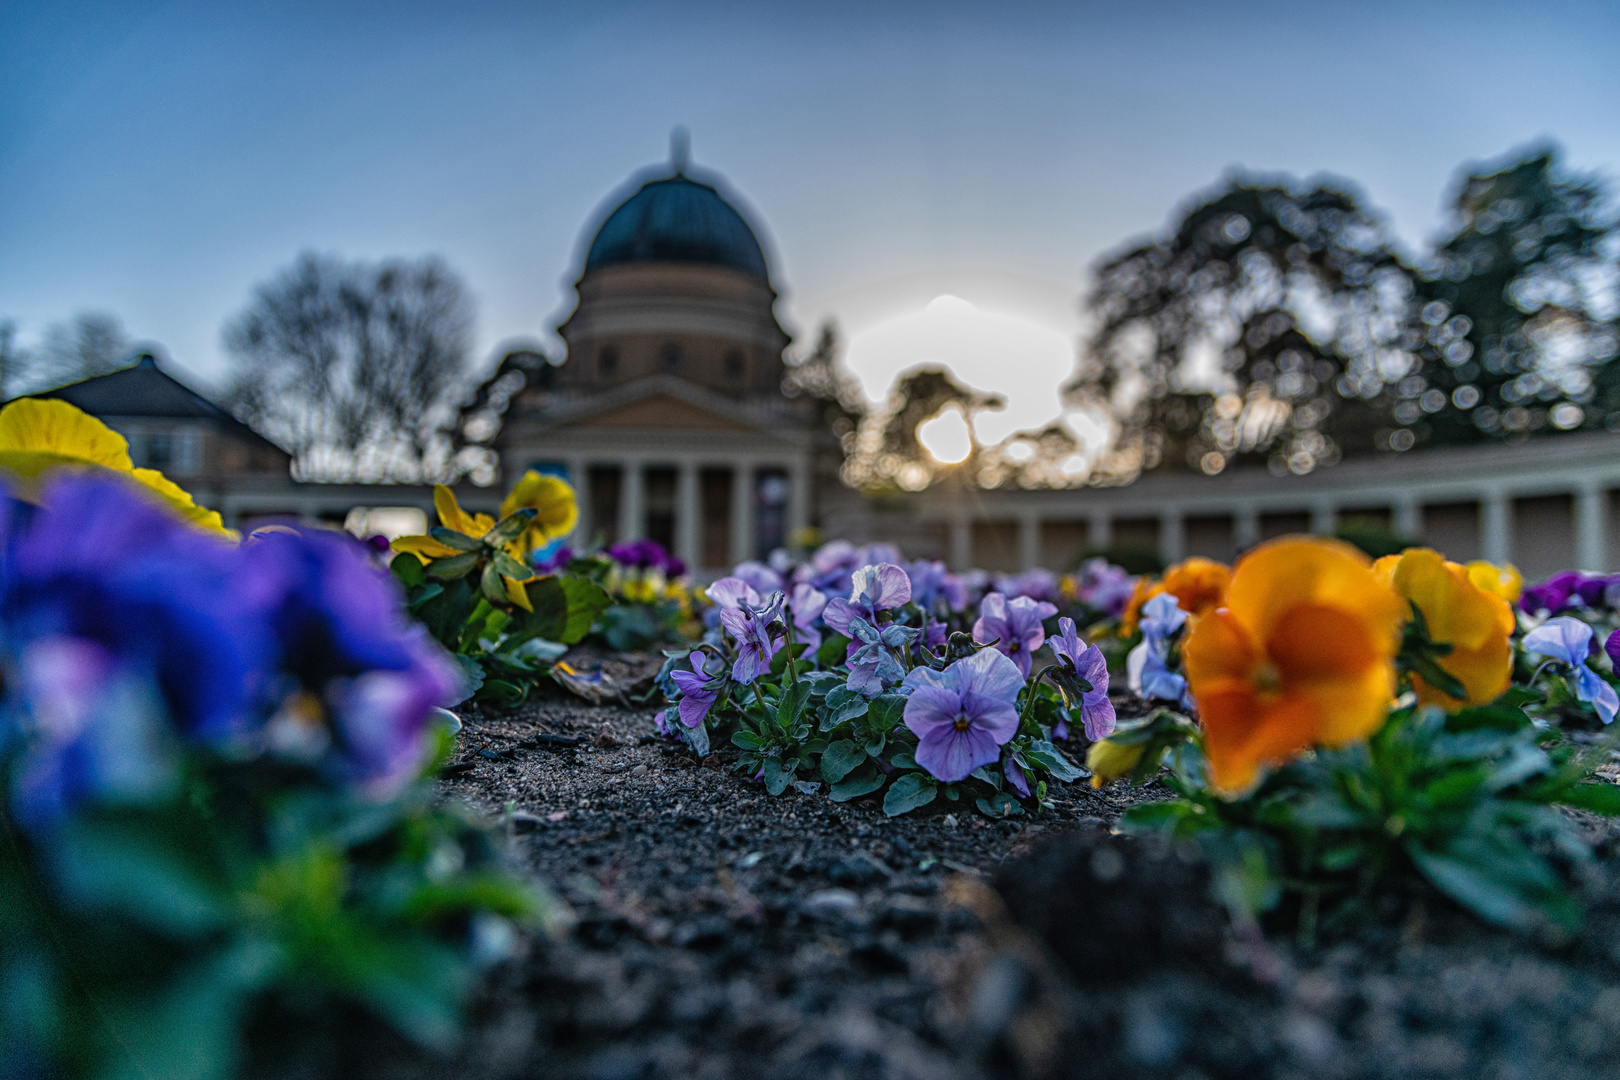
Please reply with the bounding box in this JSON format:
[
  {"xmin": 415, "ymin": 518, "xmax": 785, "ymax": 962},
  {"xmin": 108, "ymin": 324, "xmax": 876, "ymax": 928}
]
[{"xmin": 2, "ymin": 0, "xmax": 1617, "ymax": 434}]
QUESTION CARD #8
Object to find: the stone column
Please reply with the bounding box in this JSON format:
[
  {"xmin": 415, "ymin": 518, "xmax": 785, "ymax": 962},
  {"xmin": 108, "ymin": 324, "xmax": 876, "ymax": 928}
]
[
  {"xmin": 788, "ymin": 455, "xmax": 811, "ymax": 544},
  {"xmin": 620, "ymin": 460, "xmax": 644, "ymax": 541},
  {"xmin": 1159, "ymin": 507, "xmax": 1185, "ymax": 566},
  {"xmin": 568, "ymin": 458, "xmax": 591, "ymax": 542},
  {"xmin": 950, "ymin": 514, "xmax": 972, "ymax": 571},
  {"xmin": 1393, "ymin": 495, "xmax": 1421, "ymax": 541},
  {"xmin": 1576, "ymin": 480, "xmax": 1606, "ymax": 572},
  {"xmin": 1234, "ymin": 504, "xmax": 1260, "ymax": 550},
  {"xmin": 730, "ymin": 464, "xmax": 753, "ymax": 564},
  {"xmin": 676, "ymin": 460, "xmax": 701, "ymax": 569},
  {"xmin": 1310, "ymin": 501, "xmax": 1337, "ymax": 536},
  {"xmin": 1017, "ymin": 511, "xmax": 1041, "ymax": 571},
  {"xmin": 1482, "ymin": 490, "xmax": 1511, "ymax": 565},
  {"xmin": 1088, "ymin": 509, "xmax": 1112, "ymax": 551}
]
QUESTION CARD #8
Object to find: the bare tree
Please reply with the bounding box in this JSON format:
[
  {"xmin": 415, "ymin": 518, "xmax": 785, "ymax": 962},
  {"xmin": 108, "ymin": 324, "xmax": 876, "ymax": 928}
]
[
  {"xmin": 34, "ymin": 312, "xmax": 131, "ymax": 388},
  {"xmin": 223, "ymin": 252, "xmax": 475, "ymax": 481},
  {"xmin": 0, "ymin": 320, "xmax": 30, "ymax": 399}
]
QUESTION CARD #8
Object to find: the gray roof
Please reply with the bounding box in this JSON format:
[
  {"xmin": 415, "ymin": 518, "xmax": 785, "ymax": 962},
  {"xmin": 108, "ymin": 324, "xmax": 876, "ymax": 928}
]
[{"xmin": 28, "ymin": 355, "xmax": 288, "ymax": 455}]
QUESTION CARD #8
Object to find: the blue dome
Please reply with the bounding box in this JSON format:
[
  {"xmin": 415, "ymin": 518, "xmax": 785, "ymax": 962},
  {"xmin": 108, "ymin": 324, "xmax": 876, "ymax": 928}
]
[{"xmin": 584, "ymin": 174, "xmax": 769, "ymax": 281}]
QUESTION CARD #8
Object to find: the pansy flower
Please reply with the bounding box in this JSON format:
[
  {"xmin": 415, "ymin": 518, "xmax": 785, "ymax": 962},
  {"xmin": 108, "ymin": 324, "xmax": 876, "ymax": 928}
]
[
  {"xmin": 1126, "ymin": 593, "xmax": 1192, "ymax": 707},
  {"xmin": 788, "ymin": 582, "xmax": 828, "ymax": 651},
  {"xmin": 719, "ymin": 596, "xmax": 784, "ymax": 685},
  {"xmin": 1373, "ymin": 547, "xmax": 1514, "ymax": 709},
  {"xmin": 1183, "ymin": 537, "xmax": 1404, "ymax": 795},
  {"xmin": 1526, "ymin": 617, "xmax": 1619, "ymax": 725},
  {"xmin": 1121, "ymin": 556, "xmax": 1230, "ymax": 636},
  {"xmin": 824, "ymin": 563, "xmax": 912, "ymax": 636},
  {"xmin": 666, "ymin": 648, "xmax": 727, "ymax": 729},
  {"xmin": 845, "ymin": 616, "xmax": 919, "ymax": 696},
  {"xmin": 1048, "ymin": 617, "xmax": 1115, "ymax": 740},
  {"xmin": 973, "ymin": 592, "xmax": 1058, "ymax": 678},
  {"xmin": 901, "ymin": 646, "xmax": 1024, "ymax": 782}
]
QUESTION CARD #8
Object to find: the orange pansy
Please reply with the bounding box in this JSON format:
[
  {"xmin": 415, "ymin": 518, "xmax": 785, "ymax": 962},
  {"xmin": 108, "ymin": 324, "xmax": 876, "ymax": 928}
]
[
  {"xmin": 1120, "ymin": 556, "xmax": 1232, "ymax": 635},
  {"xmin": 1184, "ymin": 536, "xmax": 1403, "ymax": 795}
]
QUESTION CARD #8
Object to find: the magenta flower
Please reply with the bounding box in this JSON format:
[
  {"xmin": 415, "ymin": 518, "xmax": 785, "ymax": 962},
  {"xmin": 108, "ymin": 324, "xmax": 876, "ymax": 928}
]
[
  {"xmin": 824, "ymin": 563, "xmax": 912, "ymax": 636},
  {"xmin": 901, "ymin": 647, "xmax": 1024, "ymax": 782},
  {"xmin": 1048, "ymin": 617, "xmax": 1116, "ymax": 740},
  {"xmin": 973, "ymin": 592, "xmax": 1057, "ymax": 678}
]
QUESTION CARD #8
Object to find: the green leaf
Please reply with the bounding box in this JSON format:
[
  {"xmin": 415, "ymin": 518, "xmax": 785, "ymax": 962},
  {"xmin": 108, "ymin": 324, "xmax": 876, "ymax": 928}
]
[
  {"xmin": 829, "ymin": 765, "xmax": 885, "ymax": 802},
  {"xmin": 976, "ymin": 792, "xmax": 1023, "ymax": 818},
  {"xmin": 882, "ymin": 772, "xmax": 938, "ymax": 817},
  {"xmin": 731, "ymin": 730, "xmax": 767, "ymax": 751},
  {"xmin": 889, "ymin": 750, "xmax": 918, "ymax": 771},
  {"xmin": 761, "ymin": 758, "xmax": 794, "ymax": 796},
  {"xmin": 390, "ymin": 552, "xmax": 426, "ymax": 587},
  {"xmin": 479, "ymin": 562, "xmax": 510, "ymax": 606},
  {"xmin": 483, "ymin": 507, "xmax": 537, "ymax": 546},
  {"xmin": 428, "ymin": 527, "xmax": 483, "ymax": 552},
  {"xmin": 820, "ymin": 739, "xmax": 865, "ymax": 783},
  {"xmin": 799, "ymin": 671, "xmax": 844, "ymax": 696},
  {"xmin": 1406, "ymin": 842, "xmax": 1571, "ymax": 931},
  {"xmin": 821, "ymin": 686, "xmax": 868, "ymax": 729},
  {"xmin": 817, "ymin": 632, "xmax": 853, "ymax": 666},
  {"xmin": 411, "ymin": 577, "xmax": 476, "ymax": 648},
  {"xmin": 867, "ymin": 693, "xmax": 907, "ymax": 733},
  {"xmin": 491, "ymin": 550, "xmax": 532, "ymax": 582},
  {"xmin": 426, "ymin": 552, "xmax": 480, "ymax": 580},
  {"xmin": 405, "ymin": 582, "xmax": 444, "ymax": 610},
  {"xmin": 559, "ymin": 576, "xmax": 611, "ymax": 644},
  {"xmin": 477, "ymin": 678, "xmax": 526, "ymax": 708},
  {"xmin": 863, "ymin": 732, "xmax": 886, "ymax": 758},
  {"xmin": 54, "ymin": 821, "xmax": 229, "ymax": 938},
  {"xmin": 776, "ymin": 681, "xmax": 814, "ymax": 731},
  {"xmin": 1023, "ymin": 738, "xmax": 1084, "ymax": 783},
  {"xmin": 1557, "ymin": 782, "xmax": 1620, "ymax": 816}
]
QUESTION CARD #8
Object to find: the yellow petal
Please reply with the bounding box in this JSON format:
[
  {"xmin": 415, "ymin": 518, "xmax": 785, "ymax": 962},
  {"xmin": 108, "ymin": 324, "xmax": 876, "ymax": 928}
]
[
  {"xmin": 0, "ymin": 398, "xmax": 133, "ymax": 471},
  {"xmin": 1466, "ymin": 560, "xmax": 1523, "ymax": 604},
  {"xmin": 1086, "ymin": 738, "xmax": 1146, "ymax": 788},
  {"xmin": 503, "ymin": 574, "xmax": 534, "ymax": 612},
  {"xmin": 391, "ymin": 534, "xmax": 461, "ymax": 561},
  {"xmin": 130, "ymin": 468, "xmax": 232, "ymax": 536},
  {"xmin": 500, "ymin": 471, "xmax": 579, "ymax": 554}
]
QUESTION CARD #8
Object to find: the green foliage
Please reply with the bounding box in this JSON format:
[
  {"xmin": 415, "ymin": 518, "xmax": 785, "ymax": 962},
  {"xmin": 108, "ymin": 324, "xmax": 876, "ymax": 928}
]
[
  {"xmin": 1124, "ymin": 696, "xmax": 1616, "ymax": 936},
  {"xmin": 390, "ymin": 551, "xmax": 608, "ymax": 710},
  {"xmin": 0, "ymin": 745, "xmax": 553, "ymax": 1080}
]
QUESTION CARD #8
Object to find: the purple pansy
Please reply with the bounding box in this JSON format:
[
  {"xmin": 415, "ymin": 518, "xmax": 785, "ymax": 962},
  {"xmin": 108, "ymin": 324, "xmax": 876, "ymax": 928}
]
[
  {"xmin": 845, "ymin": 616, "xmax": 919, "ymax": 696},
  {"xmin": 1520, "ymin": 571, "xmax": 1620, "ymax": 615},
  {"xmin": 1525, "ymin": 616, "xmax": 1619, "ymax": 724},
  {"xmin": 532, "ymin": 544, "xmax": 574, "ymax": 574},
  {"xmin": 706, "ymin": 576, "xmax": 763, "ymax": 610},
  {"xmin": 730, "ymin": 560, "xmax": 784, "ymax": 596},
  {"xmin": 1047, "ymin": 616, "xmax": 1116, "ymax": 740},
  {"xmin": 1126, "ymin": 593, "xmax": 1192, "ymax": 707},
  {"xmin": 908, "ymin": 559, "xmax": 969, "ymax": 616},
  {"xmin": 994, "ymin": 568, "xmax": 1061, "ymax": 605},
  {"xmin": 972, "ymin": 593, "xmax": 1058, "ymax": 678},
  {"xmin": 824, "ymin": 563, "xmax": 912, "ymax": 636},
  {"xmin": 1004, "ymin": 755, "xmax": 1031, "ymax": 798},
  {"xmin": 720, "ymin": 597, "xmax": 784, "ymax": 685},
  {"xmin": 1077, "ymin": 558, "xmax": 1135, "ymax": 618},
  {"xmin": 789, "ymin": 582, "xmax": 828, "ymax": 651},
  {"xmin": 901, "ymin": 646, "xmax": 1024, "ymax": 782}
]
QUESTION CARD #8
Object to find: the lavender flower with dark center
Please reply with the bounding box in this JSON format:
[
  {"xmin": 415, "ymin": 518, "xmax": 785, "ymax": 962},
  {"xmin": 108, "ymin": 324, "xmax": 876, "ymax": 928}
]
[
  {"xmin": 845, "ymin": 616, "xmax": 919, "ymax": 696},
  {"xmin": 973, "ymin": 592, "xmax": 1057, "ymax": 678},
  {"xmin": 901, "ymin": 647, "xmax": 1024, "ymax": 782},
  {"xmin": 1047, "ymin": 616, "xmax": 1116, "ymax": 740},
  {"xmin": 824, "ymin": 563, "xmax": 912, "ymax": 637}
]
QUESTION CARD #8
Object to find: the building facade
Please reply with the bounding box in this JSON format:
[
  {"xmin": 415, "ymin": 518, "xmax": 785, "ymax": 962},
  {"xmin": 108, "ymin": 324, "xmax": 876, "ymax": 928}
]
[{"xmin": 495, "ymin": 161, "xmax": 820, "ymax": 574}]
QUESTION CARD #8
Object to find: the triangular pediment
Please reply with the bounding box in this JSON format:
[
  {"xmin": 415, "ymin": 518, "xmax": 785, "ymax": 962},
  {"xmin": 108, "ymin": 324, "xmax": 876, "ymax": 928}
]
[{"xmin": 568, "ymin": 392, "xmax": 754, "ymax": 432}]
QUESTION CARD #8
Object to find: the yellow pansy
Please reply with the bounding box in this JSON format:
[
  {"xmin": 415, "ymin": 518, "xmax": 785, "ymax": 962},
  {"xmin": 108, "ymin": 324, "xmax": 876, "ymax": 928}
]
[
  {"xmin": 392, "ymin": 485, "xmax": 496, "ymax": 561},
  {"xmin": 0, "ymin": 398, "xmax": 229, "ymax": 535},
  {"xmin": 1373, "ymin": 548, "xmax": 1515, "ymax": 710},
  {"xmin": 1465, "ymin": 560, "xmax": 1523, "ymax": 605},
  {"xmin": 499, "ymin": 471, "xmax": 578, "ymax": 556}
]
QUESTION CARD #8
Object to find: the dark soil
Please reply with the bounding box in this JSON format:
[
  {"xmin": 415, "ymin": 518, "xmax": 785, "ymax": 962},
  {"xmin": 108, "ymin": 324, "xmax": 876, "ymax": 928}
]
[{"xmin": 366, "ymin": 672, "xmax": 1620, "ymax": 1080}]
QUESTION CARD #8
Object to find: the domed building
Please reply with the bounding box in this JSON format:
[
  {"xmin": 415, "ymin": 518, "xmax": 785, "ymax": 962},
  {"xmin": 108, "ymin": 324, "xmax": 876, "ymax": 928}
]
[{"xmin": 495, "ymin": 145, "xmax": 817, "ymax": 573}]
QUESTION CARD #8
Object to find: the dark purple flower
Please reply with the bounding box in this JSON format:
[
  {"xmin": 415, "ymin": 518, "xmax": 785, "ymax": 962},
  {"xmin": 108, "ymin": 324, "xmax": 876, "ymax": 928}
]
[
  {"xmin": 532, "ymin": 544, "xmax": 574, "ymax": 574},
  {"xmin": 973, "ymin": 593, "xmax": 1058, "ymax": 678},
  {"xmin": 1048, "ymin": 617, "xmax": 1115, "ymax": 740},
  {"xmin": 824, "ymin": 563, "xmax": 912, "ymax": 636},
  {"xmin": 901, "ymin": 646, "xmax": 1024, "ymax": 782},
  {"xmin": 720, "ymin": 600, "xmax": 783, "ymax": 684},
  {"xmin": 1518, "ymin": 570, "xmax": 1617, "ymax": 615}
]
